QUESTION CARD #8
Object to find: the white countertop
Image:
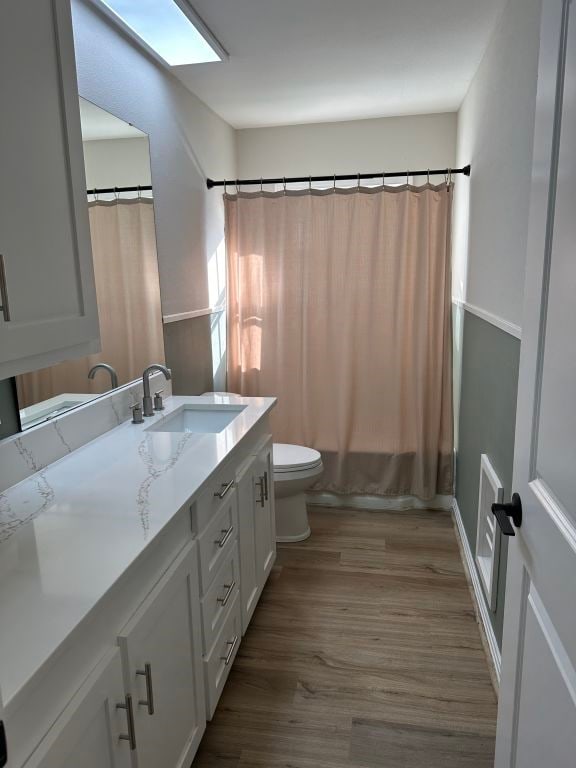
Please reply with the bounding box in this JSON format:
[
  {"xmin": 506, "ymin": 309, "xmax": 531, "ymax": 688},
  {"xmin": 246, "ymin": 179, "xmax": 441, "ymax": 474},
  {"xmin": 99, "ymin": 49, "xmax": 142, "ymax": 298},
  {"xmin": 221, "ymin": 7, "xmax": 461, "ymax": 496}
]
[{"xmin": 0, "ymin": 395, "xmax": 275, "ymax": 708}]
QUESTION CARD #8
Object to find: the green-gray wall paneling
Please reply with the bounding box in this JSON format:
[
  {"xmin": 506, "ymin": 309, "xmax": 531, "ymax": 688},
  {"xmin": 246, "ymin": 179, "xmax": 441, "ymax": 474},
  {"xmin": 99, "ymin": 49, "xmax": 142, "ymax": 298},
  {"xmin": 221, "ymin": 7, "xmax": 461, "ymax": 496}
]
[
  {"xmin": 455, "ymin": 308, "xmax": 520, "ymax": 647},
  {"xmin": 0, "ymin": 378, "xmax": 21, "ymax": 440}
]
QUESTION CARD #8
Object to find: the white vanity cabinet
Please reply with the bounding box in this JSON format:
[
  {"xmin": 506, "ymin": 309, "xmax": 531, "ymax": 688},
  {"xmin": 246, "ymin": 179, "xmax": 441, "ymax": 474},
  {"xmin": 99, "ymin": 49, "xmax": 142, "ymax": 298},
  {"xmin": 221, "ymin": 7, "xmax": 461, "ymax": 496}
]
[
  {"xmin": 0, "ymin": 0, "xmax": 99, "ymax": 380},
  {"xmin": 23, "ymin": 650, "xmax": 131, "ymax": 768},
  {"xmin": 118, "ymin": 543, "xmax": 205, "ymax": 768}
]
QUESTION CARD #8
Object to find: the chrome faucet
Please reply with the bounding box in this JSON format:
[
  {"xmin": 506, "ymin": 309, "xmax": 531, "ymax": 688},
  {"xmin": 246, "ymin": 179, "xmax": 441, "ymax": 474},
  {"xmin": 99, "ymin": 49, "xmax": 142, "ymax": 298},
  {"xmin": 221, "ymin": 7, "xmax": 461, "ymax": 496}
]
[
  {"xmin": 88, "ymin": 363, "xmax": 119, "ymax": 390},
  {"xmin": 142, "ymin": 364, "xmax": 172, "ymax": 417}
]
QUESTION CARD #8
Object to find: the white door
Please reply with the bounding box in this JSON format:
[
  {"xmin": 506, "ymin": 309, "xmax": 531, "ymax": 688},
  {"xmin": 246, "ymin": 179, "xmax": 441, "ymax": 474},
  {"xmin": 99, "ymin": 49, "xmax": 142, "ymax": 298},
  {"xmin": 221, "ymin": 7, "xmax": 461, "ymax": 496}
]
[
  {"xmin": 118, "ymin": 542, "xmax": 206, "ymax": 768},
  {"xmin": 0, "ymin": 0, "xmax": 99, "ymax": 379},
  {"xmin": 236, "ymin": 453, "xmax": 260, "ymax": 632},
  {"xmin": 494, "ymin": 1, "xmax": 576, "ymax": 765},
  {"xmin": 254, "ymin": 441, "xmax": 276, "ymax": 585},
  {"xmin": 23, "ymin": 649, "xmax": 131, "ymax": 768}
]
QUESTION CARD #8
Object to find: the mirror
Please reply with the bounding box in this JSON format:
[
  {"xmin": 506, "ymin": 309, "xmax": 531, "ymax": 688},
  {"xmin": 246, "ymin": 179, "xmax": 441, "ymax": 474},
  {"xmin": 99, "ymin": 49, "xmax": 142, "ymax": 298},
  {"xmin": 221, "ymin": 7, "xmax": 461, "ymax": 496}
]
[{"xmin": 16, "ymin": 99, "xmax": 165, "ymax": 430}]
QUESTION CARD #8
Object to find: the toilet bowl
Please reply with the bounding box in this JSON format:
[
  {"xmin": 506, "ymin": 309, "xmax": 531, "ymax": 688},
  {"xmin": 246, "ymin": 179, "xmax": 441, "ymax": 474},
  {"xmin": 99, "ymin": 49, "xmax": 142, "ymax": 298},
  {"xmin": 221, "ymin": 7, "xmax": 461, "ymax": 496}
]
[{"xmin": 273, "ymin": 443, "xmax": 323, "ymax": 542}]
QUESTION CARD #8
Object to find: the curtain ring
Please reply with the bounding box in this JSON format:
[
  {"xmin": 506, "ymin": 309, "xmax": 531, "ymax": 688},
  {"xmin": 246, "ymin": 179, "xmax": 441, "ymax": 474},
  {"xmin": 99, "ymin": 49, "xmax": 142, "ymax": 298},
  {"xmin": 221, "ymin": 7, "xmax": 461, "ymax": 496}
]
[
  {"xmin": 406, "ymin": 169, "xmax": 409, "ymax": 185},
  {"xmin": 427, "ymin": 169, "xmax": 430, "ymax": 185},
  {"xmin": 309, "ymin": 175, "xmax": 312, "ymax": 191},
  {"xmin": 357, "ymin": 172, "xmax": 361, "ymax": 190},
  {"xmin": 333, "ymin": 173, "xmax": 336, "ymax": 191},
  {"xmin": 114, "ymin": 186, "xmax": 119, "ymax": 200},
  {"xmin": 223, "ymin": 179, "xmax": 227, "ymax": 193},
  {"xmin": 236, "ymin": 179, "xmax": 240, "ymax": 194},
  {"xmin": 382, "ymin": 171, "xmax": 386, "ymax": 188},
  {"xmin": 283, "ymin": 176, "xmax": 286, "ymax": 194},
  {"xmin": 260, "ymin": 177, "xmax": 263, "ymax": 193},
  {"xmin": 448, "ymin": 167, "xmax": 453, "ymax": 187}
]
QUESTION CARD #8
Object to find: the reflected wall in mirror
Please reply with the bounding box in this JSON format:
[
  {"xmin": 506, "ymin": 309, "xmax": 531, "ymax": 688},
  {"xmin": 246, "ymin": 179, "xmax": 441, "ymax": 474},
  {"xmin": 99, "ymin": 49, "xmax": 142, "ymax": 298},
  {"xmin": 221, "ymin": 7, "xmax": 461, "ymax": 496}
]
[{"xmin": 16, "ymin": 99, "xmax": 165, "ymax": 429}]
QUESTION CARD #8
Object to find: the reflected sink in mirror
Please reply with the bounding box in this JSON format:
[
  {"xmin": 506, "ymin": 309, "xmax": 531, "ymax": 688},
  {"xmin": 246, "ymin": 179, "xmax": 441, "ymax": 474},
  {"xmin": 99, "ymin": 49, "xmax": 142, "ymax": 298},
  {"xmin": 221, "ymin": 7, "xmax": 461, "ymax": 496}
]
[{"xmin": 146, "ymin": 404, "xmax": 247, "ymax": 434}]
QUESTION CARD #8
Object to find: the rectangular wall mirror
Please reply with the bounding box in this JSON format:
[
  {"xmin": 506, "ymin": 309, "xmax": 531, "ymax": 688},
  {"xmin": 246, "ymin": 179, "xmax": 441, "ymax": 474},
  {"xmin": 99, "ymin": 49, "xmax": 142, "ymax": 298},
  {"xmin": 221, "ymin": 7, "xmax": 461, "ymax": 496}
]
[{"xmin": 16, "ymin": 98, "xmax": 165, "ymax": 429}]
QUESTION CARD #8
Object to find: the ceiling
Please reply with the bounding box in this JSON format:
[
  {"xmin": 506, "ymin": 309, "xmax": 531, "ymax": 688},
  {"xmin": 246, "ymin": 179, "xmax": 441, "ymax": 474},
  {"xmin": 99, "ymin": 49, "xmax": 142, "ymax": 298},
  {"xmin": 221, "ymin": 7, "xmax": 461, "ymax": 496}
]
[
  {"xmin": 79, "ymin": 98, "xmax": 147, "ymax": 140},
  {"xmin": 175, "ymin": 0, "xmax": 507, "ymax": 129}
]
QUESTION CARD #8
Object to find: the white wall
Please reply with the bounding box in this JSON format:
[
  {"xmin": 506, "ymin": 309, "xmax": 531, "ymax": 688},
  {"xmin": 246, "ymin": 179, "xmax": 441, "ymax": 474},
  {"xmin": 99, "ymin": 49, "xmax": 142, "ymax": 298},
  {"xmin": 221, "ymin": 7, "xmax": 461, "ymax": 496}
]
[
  {"xmin": 83, "ymin": 137, "xmax": 152, "ymax": 190},
  {"xmin": 236, "ymin": 113, "xmax": 457, "ymax": 180},
  {"xmin": 72, "ymin": 0, "xmax": 236, "ymax": 318},
  {"xmin": 453, "ymin": 0, "xmax": 542, "ymax": 326}
]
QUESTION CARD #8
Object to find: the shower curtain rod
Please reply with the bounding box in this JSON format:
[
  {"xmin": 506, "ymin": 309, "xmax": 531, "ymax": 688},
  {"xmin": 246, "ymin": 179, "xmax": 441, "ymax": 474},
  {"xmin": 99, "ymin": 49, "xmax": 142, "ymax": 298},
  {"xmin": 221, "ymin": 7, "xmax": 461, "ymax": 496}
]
[
  {"xmin": 206, "ymin": 164, "xmax": 470, "ymax": 189},
  {"xmin": 86, "ymin": 184, "xmax": 153, "ymax": 195}
]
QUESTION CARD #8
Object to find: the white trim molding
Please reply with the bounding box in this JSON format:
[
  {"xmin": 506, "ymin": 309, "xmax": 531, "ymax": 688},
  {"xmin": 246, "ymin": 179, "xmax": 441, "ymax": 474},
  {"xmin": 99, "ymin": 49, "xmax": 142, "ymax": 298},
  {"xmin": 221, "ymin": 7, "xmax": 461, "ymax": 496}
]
[
  {"xmin": 307, "ymin": 492, "xmax": 453, "ymax": 512},
  {"xmin": 453, "ymin": 299, "xmax": 522, "ymax": 339},
  {"xmin": 163, "ymin": 305, "xmax": 225, "ymax": 324},
  {"xmin": 452, "ymin": 499, "xmax": 502, "ymax": 685}
]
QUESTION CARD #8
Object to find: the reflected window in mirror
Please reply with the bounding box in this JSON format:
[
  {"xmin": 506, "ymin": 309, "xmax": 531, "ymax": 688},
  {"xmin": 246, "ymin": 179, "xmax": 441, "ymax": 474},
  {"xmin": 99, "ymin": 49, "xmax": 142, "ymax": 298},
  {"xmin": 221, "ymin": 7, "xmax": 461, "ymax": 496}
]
[{"xmin": 16, "ymin": 98, "xmax": 165, "ymax": 430}]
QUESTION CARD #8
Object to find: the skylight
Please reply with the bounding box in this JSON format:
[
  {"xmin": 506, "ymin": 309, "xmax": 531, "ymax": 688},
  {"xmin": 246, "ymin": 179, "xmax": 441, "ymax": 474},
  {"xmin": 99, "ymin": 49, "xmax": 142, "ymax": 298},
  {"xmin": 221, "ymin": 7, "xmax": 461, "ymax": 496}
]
[{"xmin": 100, "ymin": 0, "xmax": 222, "ymax": 66}]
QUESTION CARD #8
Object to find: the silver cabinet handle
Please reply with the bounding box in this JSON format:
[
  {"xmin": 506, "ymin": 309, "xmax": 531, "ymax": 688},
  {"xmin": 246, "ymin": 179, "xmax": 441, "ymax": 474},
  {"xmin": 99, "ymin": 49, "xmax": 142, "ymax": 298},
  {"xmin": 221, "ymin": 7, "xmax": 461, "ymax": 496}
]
[
  {"xmin": 136, "ymin": 662, "xmax": 155, "ymax": 715},
  {"xmin": 220, "ymin": 634, "xmax": 239, "ymax": 665},
  {"xmin": 263, "ymin": 470, "xmax": 269, "ymax": 501},
  {"xmin": 215, "ymin": 525, "xmax": 234, "ymax": 548},
  {"xmin": 0, "ymin": 255, "xmax": 10, "ymax": 322},
  {"xmin": 214, "ymin": 479, "xmax": 234, "ymax": 499},
  {"xmin": 255, "ymin": 477, "xmax": 265, "ymax": 507},
  {"xmin": 217, "ymin": 580, "xmax": 236, "ymax": 607},
  {"xmin": 117, "ymin": 693, "xmax": 137, "ymax": 750}
]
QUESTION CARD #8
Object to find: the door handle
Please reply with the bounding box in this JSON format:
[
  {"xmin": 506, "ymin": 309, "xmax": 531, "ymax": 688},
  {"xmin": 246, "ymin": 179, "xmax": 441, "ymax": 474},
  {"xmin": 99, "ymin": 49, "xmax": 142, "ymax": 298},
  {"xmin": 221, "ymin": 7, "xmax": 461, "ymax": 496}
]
[
  {"xmin": 263, "ymin": 470, "xmax": 269, "ymax": 501},
  {"xmin": 117, "ymin": 693, "xmax": 137, "ymax": 750},
  {"xmin": 0, "ymin": 255, "xmax": 10, "ymax": 322},
  {"xmin": 255, "ymin": 477, "xmax": 265, "ymax": 507},
  {"xmin": 491, "ymin": 493, "xmax": 522, "ymax": 536},
  {"xmin": 136, "ymin": 662, "xmax": 155, "ymax": 715}
]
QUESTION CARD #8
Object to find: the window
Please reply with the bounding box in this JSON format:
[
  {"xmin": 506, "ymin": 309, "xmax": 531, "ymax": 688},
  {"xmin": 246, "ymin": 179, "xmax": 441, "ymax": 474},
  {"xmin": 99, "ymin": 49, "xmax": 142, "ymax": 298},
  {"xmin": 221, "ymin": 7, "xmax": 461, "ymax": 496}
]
[{"xmin": 98, "ymin": 0, "xmax": 224, "ymax": 66}]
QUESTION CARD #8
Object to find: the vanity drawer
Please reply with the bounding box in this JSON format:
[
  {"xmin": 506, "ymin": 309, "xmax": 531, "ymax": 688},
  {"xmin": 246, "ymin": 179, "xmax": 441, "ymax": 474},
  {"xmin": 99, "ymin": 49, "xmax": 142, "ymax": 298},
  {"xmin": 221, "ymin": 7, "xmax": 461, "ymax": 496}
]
[
  {"xmin": 195, "ymin": 461, "xmax": 237, "ymax": 532},
  {"xmin": 201, "ymin": 542, "xmax": 240, "ymax": 654},
  {"xmin": 197, "ymin": 489, "xmax": 238, "ymax": 593},
  {"xmin": 203, "ymin": 591, "xmax": 242, "ymax": 719}
]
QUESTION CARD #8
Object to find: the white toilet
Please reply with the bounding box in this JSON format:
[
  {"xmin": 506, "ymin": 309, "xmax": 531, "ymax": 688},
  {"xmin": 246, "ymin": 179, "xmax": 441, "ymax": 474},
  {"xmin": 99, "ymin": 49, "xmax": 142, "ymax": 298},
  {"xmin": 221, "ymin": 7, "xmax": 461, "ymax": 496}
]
[{"xmin": 273, "ymin": 443, "xmax": 323, "ymax": 542}]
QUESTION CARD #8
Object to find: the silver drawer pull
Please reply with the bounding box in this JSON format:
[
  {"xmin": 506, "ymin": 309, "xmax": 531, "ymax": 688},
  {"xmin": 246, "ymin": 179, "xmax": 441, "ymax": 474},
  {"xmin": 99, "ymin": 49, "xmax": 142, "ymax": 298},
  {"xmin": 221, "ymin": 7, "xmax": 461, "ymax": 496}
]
[
  {"xmin": 117, "ymin": 693, "xmax": 137, "ymax": 750},
  {"xmin": 0, "ymin": 255, "xmax": 11, "ymax": 322},
  {"xmin": 217, "ymin": 580, "xmax": 236, "ymax": 607},
  {"xmin": 214, "ymin": 479, "xmax": 234, "ymax": 499},
  {"xmin": 136, "ymin": 662, "xmax": 155, "ymax": 715},
  {"xmin": 215, "ymin": 525, "xmax": 234, "ymax": 548},
  {"xmin": 255, "ymin": 477, "xmax": 265, "ymax": 507},
  {"xmin": 220, "ymin": 634, "xmax": 239, "ymax": 665},
  {"xmin": 263, "ymin": 470, "xmax": 269, "ymax": 501}
]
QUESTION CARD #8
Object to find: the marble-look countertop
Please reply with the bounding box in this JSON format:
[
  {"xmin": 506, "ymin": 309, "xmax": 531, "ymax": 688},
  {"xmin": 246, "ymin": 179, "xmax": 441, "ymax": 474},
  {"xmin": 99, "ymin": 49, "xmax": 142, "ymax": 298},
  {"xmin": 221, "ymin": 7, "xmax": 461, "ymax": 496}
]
[{"xmin": 0, "ymin": 394, "xmax": 275, "ymax": 708}]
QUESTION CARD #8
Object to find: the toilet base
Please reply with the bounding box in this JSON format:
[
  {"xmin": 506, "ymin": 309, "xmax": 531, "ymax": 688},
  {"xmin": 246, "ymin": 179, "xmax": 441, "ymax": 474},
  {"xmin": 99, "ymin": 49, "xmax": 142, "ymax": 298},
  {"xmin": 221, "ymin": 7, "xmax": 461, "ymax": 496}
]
[{"xmin": 275, "ymin": 492, "xmax": 311, "ymax": 542}]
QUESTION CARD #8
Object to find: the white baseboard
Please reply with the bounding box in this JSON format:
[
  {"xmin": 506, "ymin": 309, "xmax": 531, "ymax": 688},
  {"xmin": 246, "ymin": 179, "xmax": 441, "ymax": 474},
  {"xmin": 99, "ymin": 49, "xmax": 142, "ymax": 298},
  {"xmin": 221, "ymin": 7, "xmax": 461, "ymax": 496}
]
[
  {"xmin": 307, "ymin": 492, "xmax": 453, "ymax": 512},
  {"xmin": 452, "ymin": 499, "xmax": 501, "ymax": 685}
]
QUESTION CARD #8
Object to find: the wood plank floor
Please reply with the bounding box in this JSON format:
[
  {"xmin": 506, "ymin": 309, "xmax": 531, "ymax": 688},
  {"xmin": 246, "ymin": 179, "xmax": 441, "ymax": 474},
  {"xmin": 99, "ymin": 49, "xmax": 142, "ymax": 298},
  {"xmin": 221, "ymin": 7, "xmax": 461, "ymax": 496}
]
[{"xmin": 192, "ymin": 507, "xmax": 497, "ymax": 767}]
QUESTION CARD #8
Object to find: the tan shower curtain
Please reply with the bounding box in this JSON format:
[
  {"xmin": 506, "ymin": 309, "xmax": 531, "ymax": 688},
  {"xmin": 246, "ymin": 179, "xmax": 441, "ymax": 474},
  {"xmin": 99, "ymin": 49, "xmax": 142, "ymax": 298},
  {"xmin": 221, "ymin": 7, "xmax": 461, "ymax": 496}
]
[
  {"xmin": 17, "ymin": 199, "xmax": 164, "ymax": 407},
  {"xmin": 226, "ymin": 184, "xmax": 454, "ymax": 500}
]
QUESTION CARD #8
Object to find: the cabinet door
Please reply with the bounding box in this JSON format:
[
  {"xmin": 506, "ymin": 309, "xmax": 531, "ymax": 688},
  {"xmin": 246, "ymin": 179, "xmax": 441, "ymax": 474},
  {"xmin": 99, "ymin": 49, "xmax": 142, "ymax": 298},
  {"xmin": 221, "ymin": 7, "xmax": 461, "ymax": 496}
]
[
  {"xmin": 118, "ymin": 542, "xmax": 206, "ymax": 768},
  {"xmin": 236, "ymin": 454, "xmax": 260, "ymax": 632},
  {"xmin": 254, "ymin": 441, "xmax": 276, "ymax": 586},
  {"xmin": 0, "ymin": 0, "xmax": 99, "ymax": 379},
  {"xmin": 23, "ymin": 649, "xmax": 131, "ymax": 768}
]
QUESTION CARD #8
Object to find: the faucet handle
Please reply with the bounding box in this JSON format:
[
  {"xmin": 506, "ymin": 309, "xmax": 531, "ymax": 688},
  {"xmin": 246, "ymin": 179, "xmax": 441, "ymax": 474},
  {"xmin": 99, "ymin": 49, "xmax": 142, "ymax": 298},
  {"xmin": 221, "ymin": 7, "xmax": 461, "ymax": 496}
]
[
  {"xmin": 153, "ymin": 390, "xmax": 165, "ymax": 412},
  {"xmin": 131, "ymin": 402, "xmax": 144, "ymax": 424}
]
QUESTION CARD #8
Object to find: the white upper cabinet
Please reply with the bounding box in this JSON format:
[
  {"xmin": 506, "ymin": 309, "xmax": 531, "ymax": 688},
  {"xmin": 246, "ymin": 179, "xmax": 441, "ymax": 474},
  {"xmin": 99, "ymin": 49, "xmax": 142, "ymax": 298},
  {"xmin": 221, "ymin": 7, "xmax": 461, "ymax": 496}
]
[{"xmin": 0, "ymin": 0, "xmax": 99, "ymax": 380}]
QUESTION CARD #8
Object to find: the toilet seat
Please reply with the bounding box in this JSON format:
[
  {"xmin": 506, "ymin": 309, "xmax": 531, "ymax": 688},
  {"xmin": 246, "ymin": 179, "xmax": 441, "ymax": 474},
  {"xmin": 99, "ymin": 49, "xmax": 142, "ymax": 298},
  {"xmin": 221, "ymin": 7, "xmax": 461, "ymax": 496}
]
[{"xmin": 273, "ymin": 443, "xmax": 322, "ymax": 474}]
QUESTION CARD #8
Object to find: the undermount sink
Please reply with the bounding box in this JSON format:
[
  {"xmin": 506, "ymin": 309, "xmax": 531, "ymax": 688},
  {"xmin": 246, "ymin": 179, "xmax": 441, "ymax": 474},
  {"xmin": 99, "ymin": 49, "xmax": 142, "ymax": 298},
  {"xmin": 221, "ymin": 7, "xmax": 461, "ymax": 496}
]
[{"xmin": 145, "ymin": 403, "xmax": 247, "ymax": 434}]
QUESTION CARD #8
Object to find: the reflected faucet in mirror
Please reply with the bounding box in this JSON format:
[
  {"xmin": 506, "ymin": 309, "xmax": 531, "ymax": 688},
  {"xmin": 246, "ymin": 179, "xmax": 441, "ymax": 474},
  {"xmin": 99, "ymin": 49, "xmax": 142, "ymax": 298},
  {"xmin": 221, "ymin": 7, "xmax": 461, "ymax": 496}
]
[
  {"xmin": 88, "ymin": 363, "xmax": 119, "ymax": 391},
  {"xmin": 142, "ymin": 364, "xmax": 172, "ymax": 417}
]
